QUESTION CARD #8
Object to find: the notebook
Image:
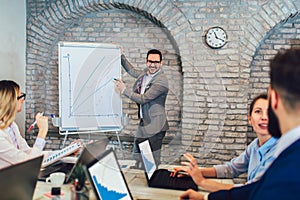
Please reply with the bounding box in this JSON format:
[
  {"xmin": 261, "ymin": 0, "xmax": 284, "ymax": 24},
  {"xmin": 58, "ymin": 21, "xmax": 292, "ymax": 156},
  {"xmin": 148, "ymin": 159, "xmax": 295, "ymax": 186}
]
[
  {"xmin": 39, "ymin": 138, "xmax": 108, "ymax": 182},
  {"xmin": 0, "ymin": 155, "xmax": 44, "ymax": 200},
  {"xmin": 41, "ymin": 141, "xmax": 81, "ymax": 168},
  {"xmin": 138, "ymin": 139, "xmax": 199, "ymax": 191},
  {"xmin": 84, "ymin": 148, "xmax": 133, "ymax": 200}
]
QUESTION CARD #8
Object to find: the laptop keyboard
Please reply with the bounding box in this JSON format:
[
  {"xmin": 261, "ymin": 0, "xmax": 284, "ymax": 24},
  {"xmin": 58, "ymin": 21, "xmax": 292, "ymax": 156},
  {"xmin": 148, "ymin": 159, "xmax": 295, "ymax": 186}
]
[{"xmin": 149, "ymin": 169, "xmax": 198, "ymax": 191}]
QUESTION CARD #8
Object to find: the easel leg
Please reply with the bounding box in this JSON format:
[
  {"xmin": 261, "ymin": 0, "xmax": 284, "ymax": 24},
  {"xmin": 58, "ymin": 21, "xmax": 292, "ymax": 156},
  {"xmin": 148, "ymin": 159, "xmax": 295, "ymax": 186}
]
[
  {"xmin": 116, "ymin": 131, "xmax": 125, "ymax": 160},
  {"xmin": 62, "ymin": 134, "xmax": 68, "ymax": 148}
]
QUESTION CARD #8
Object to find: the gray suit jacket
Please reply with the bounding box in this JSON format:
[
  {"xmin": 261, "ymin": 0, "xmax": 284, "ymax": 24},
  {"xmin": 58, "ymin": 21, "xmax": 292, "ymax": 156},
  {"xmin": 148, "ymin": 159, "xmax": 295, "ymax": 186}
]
[{"xmin": 121, "ymin": 55, "xmax": 169, "ymax": 135}]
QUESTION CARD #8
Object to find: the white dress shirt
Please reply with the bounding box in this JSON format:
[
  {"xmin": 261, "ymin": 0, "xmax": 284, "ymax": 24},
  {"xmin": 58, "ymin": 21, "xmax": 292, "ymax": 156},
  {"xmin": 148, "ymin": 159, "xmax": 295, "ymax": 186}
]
[{"xmin": 0, "ymin": 122, "xmax": 47, "ymax": 169}]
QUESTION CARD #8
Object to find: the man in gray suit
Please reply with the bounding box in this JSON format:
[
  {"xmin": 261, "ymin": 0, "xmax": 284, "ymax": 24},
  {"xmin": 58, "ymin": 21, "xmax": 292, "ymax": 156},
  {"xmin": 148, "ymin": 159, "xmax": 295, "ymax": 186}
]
[{"xmin": 115, "ymin": 49, "xmax": 169, "ymax": 166}]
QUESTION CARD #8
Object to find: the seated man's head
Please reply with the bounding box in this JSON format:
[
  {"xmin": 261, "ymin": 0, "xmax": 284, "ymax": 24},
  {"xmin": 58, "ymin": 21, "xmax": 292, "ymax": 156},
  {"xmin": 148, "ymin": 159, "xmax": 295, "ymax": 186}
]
[{"xmin": 268, "ymin": 48, "xmax": 300, "ymax": 137}]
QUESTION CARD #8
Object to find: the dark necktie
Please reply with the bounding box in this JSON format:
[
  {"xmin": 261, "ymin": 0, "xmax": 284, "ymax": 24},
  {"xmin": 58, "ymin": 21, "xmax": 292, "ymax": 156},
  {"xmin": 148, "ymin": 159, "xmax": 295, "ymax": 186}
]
[{"xmin": 136, "ymin": 75, "xmax": 144, "ymax": 94}]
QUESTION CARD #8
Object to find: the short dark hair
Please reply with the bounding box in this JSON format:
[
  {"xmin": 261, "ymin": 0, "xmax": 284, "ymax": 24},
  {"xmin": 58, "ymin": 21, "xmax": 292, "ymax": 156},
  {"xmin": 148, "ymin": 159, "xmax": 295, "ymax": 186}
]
[
  {"xmin": 249, "ymin": 93, "xmax": 268, "ymax": 116},
  {"xmin": 147, "ymin": 49, "xmax": 162, "ymax": 61},
  {"xmin": 270, "ymin": 48, "xmax": 300, "ymax": 108}
]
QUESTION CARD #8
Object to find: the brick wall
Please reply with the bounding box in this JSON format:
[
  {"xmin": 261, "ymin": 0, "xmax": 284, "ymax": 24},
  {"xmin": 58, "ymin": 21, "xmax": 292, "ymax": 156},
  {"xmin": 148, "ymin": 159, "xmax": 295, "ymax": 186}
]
[
  {"xmin": 247, "ymin": 13, "xmax": 300, "ymax": 141},
  {"xmin": 25, "ymin": 0, "xmax": 300, "ymax": 183}
]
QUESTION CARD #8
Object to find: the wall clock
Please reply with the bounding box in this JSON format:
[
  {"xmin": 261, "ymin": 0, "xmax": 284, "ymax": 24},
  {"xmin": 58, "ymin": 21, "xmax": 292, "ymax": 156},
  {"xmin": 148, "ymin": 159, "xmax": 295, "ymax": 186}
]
[{"xmin": 205, "ymin": 26, "xmax": 227, "ymax": 49}]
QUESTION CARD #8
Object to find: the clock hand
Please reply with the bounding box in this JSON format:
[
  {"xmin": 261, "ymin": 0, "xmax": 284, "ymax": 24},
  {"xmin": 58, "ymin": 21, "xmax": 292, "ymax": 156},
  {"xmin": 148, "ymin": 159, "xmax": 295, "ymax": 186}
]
[
  {"xmin": 214, "ymin": 32, "xmax": 218, "ymax": 39},
  {"xmin": 217, "ymin": 37, "xmax": 225, "ymax": 42},
  {"xmin": 214, "ymin": 32, "xmax": 225, "ymax": 42}
]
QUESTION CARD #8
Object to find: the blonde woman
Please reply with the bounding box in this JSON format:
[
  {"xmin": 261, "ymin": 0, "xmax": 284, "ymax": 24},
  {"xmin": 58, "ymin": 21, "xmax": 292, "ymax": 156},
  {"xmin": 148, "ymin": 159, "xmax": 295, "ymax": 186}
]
[{"xmin": 0, "ymin": 80, "xmax": 48, "ymax": 169}]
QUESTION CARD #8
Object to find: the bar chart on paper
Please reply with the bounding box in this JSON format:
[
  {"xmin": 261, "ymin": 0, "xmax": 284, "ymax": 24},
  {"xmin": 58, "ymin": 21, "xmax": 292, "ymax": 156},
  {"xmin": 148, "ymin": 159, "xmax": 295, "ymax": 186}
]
[
  {"xmin": 88, "ymin": 152, "xmax": 132, "ymax": 200},
  {"xmin": 92, "ymin": 175, "xmax": 128, "ymax": 199},
  {"xmin": 58, "ymin": 42, "xmax": 122, "ymax": 131}
]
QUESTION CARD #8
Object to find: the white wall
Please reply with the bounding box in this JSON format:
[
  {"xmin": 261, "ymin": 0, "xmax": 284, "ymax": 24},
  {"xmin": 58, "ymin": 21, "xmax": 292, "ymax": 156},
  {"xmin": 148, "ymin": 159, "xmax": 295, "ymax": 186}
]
[{"xmin": 0, "ymin": 0, "xmax": 26, "ymax": 135}]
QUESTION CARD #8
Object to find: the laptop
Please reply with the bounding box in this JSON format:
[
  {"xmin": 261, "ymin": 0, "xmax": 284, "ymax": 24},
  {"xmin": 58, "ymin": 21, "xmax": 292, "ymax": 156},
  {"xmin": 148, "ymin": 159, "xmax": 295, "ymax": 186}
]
[
  {"xmin": 138, "ymin": 139, "xmax": 199, "ymax": 191},
  {"xmin": 0, "ymin": 155, "xmax": 44, "ymax": 200},
  {"xmin": 39, "ymin": 138, "xmax": 108, "ymax": 182},
  {"xmin": 84, "ymin": 148, "xmax": 133, "ymax": 200}
]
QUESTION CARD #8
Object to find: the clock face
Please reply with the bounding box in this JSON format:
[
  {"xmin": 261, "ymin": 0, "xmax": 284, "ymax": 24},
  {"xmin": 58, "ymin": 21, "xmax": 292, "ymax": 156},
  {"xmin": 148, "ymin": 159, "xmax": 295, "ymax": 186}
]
[{"xmin": 205, "ymin": 27, "xmax": 227, "ymax": 49}]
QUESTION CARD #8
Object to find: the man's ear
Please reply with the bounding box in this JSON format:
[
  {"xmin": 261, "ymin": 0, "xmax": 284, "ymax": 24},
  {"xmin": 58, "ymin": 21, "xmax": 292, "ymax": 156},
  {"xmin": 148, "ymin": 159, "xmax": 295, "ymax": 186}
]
[{"xmin": 270, "ymin": 89, "xmax": 279, "ymax": 110}]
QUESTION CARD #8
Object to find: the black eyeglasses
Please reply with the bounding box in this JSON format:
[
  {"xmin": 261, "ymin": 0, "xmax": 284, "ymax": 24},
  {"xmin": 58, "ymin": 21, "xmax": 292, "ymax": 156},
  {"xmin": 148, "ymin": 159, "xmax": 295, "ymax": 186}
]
[
  {"xmin": 17, "ymin": 93, "xmax": 26, "ymax": 100},
  {"xmin": 147, "ymin": 60, "xmax": 161, "ymax": 64}
]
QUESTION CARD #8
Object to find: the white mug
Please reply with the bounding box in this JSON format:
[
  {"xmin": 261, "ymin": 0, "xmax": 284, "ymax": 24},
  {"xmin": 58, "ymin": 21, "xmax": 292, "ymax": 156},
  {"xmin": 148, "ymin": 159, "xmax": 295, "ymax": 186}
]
[{"xmin": 46, "ymin": 172, "xmax": 65, "ymax": 187}]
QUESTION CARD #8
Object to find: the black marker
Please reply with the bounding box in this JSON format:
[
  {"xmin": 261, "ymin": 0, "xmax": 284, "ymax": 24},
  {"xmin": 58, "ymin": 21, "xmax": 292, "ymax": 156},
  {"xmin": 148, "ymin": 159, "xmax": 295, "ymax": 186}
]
[{"xmin": 113, "ymin": 78, "xmax": 118, "ymax": 81}]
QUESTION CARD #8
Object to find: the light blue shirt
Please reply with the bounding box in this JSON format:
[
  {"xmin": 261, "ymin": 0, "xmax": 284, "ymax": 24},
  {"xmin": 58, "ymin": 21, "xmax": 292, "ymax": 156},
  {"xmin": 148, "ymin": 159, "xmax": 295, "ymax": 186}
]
[
  {"xmin": 214, "ymin": 137, "xmax": 277, "ymax": 183},
  {"xmin": 273, "ymin": 125, "xmax": 300, "ymax": 158}
]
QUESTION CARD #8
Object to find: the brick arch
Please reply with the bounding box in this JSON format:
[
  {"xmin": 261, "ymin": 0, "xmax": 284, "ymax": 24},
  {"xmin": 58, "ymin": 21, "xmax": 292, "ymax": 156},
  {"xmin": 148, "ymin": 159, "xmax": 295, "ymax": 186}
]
[
  {"xmin": 246, "ymin": 8, "xmax": 299, "ymax": 143},
  {"xmin": 26, "ymin": 0, "xmax": 193, "ymax": 140},
  {"xmin": 239, "ymin": 0, "xmax": 298, "ymax": 89},
  {"xmin": 26, "ymin": 0, "xmax": 191, "ymax": 71},
  {"xmin": 249, "ymin": 12, "xmax": 300, "ymax": 102}
]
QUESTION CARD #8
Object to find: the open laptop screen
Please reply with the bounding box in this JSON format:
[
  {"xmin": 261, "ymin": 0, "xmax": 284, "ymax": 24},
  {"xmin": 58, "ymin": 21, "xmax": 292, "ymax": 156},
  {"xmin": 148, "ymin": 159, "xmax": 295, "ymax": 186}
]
[
  {"xmin": 85, "ymin": 149, "xmax": 133, "ymax": 200},
  {"xmin": 65, "ymin": 139, "xmax": 108, "ymax": 182},
  {"xmin": 138, "ymin": 140, "xmax": 157, "ymax": 180}
]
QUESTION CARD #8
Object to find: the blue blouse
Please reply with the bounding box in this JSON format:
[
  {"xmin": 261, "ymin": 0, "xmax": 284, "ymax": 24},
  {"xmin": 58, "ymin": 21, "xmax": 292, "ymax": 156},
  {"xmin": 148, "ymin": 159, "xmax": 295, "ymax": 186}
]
[{"xmin": 214, "ymin": 137, "xmax": 278, "ymax": 183}]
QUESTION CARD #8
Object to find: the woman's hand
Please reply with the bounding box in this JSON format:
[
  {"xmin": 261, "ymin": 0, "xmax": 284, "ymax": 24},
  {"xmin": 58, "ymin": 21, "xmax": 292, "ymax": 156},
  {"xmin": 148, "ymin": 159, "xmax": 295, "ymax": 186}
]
[
  {"xmin": 173, "ymin": 153, "xmax": 206, "ymax": 187},
  {"xmin": 36, "ymin": 112, "xmax": 48, "ymax": 139},
  {"xmin": 171, "ymin": 166, "xmax": 189, "ymax": 177},
  {"xmin": 70, "ymin": 140, "xmax": 83, "ymax": 156}
]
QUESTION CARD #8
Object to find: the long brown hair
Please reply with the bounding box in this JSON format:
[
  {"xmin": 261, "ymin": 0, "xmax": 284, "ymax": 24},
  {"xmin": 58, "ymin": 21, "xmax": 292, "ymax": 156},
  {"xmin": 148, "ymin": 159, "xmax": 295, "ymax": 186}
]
[{"xmin": 0, "ymin": 80, "xmax": 19, "ymax": 129}]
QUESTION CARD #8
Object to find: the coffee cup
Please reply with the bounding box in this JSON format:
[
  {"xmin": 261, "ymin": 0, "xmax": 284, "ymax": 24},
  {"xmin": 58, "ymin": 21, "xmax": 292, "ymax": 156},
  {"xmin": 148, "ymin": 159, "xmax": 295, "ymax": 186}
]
[{"xmin": 46, "ymin": 172, "xmax": 65, "ymax": 187}]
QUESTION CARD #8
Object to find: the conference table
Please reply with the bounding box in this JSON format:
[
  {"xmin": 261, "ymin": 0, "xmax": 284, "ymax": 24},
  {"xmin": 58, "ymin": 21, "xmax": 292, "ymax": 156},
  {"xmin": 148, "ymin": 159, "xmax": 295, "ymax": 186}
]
[{"xmin": 33, "ymin": 164, "xmax": 234, "ymax": 200}]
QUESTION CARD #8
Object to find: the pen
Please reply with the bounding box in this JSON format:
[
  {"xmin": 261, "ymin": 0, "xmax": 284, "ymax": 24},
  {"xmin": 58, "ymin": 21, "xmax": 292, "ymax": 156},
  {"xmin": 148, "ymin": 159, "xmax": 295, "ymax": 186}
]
[
  {"xmin": 114, "ymin": 78, "xmax": 125, "ymax": 83},
  {"xmin": 27, "ymin": 112, "xmax": 44, "ymax": 133}
]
